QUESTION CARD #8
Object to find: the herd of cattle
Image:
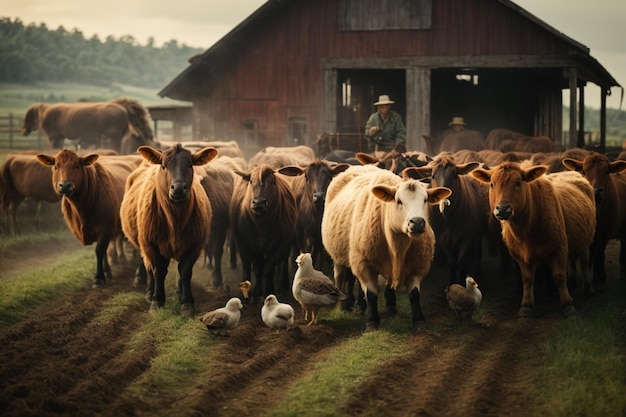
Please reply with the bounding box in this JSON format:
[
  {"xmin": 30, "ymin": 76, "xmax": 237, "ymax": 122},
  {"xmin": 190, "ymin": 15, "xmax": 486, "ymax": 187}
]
[{"xmin": 2, "ymin": 119, "xmax": 626, "ymax": 331}]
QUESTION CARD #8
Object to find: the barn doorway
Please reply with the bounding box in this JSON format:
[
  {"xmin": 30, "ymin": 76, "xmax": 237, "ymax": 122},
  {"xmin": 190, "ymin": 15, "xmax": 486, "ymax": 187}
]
[{"xmin": 335, "ymin": 69, "xmax": 406, "ymax": 151}]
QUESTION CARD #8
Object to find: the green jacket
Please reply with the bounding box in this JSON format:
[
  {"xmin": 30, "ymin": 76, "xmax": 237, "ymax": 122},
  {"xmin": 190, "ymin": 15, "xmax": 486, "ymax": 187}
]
[{"xmin": 364, "ymin": 110, "xmax": 406, "ymax": 151}]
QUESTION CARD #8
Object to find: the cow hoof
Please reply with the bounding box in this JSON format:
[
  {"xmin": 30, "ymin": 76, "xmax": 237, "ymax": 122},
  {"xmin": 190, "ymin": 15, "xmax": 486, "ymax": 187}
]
[
  {"xmin": 364, "ymin": 321, "xmax": 379, "ymax": 332},
  {"xmin": 133, "ymin": 276, "xmax": 146, "ymax": 287},
  {"xmin": 412, "ymin": 320, "xmax": 427, "ymax": 332},
  {"xmin": 150, "ymin": 301, "xmax": 164, "ymax": 312},
  {"xmin": 181, "ymin": 303, "xmax": 195, "ymax": 317},
  {"xmin": 562, "ymin": 305, "xmax": 577, "ymax": 318},
  {"xmin": 92, "ymin": 279, "xmax": 106, "ymax": 288},
  {"xmin": 518, "ymin": 306, "xmax": 534, "ymax": 318}
]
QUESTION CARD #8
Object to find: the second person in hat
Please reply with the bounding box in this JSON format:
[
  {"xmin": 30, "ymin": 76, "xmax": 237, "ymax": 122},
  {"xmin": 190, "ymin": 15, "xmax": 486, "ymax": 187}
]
[{"xmin": 364, "ymin": 94, "xmax": 407, "ymax": 154}]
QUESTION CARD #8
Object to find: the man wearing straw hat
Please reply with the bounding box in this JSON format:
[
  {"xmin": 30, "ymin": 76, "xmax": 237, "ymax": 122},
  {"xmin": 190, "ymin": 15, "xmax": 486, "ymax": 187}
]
[{"xmin": 364, "ymin": 94, "xmax": 407, "ymax": 154}]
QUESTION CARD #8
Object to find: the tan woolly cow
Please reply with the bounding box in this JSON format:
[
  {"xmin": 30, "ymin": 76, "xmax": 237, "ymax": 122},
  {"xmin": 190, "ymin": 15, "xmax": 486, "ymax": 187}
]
[{"xmin": 321, "ymin": 167, "xmax": 451, "ymax": 331}]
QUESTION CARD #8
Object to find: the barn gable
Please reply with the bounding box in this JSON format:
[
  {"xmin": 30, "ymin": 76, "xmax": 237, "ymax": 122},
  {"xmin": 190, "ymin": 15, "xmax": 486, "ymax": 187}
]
[{"xmin": 159, "ymin": 0, "xmax": 620, "ymax": 157}]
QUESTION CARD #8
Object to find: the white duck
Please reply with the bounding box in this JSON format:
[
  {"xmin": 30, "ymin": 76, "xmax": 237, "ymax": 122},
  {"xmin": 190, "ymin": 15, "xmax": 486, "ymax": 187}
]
[
  {"xmin": 200, "ymin": 297, "xmax": 243, "ymax": 336},
  {"xmin": 445, "ymin": 276, "xmax": 482, "ymax": 322},
  {"xmin": 292, "ymin": 253, "xmax": 346, "ymax": 325},
  {"xmin": 261, "ymin": 294, "xmax": 295, "ymax": 331}
]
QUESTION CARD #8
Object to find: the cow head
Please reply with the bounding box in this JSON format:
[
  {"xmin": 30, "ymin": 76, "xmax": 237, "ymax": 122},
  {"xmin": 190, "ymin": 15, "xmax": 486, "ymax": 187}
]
[
  {"xmin": 138, "ymin": 144, "xmax": 218, "ymax": 203},
  {"xmin": 371, "ymin": 179, "xmax": 451, "ymax": 237},
  {"xmin": 472, "ymin": 162, "xmax": 547, "ymax": 221},
  {"xmin": 303, "ymin": 161, "xmax": 350, "ymax": 208},
  {"xmin": 234, "ymin": 164, "xmax": 303, "ymax": 216},
  {"xmin": 563, "ymin": 153, "xmax": 626, "ymax": 204},
  {"xmin": 37, "ymin": 149, "xmax": 99, "ymax": 197}
]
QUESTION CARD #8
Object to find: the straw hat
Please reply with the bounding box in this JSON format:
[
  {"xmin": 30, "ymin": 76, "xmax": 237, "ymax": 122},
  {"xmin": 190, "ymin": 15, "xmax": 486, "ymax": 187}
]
[
  {"xmin": 449, "ymin": 117, "xmax": 466, "ymax": 126},
  {"xmin": 374, "ymin": 95, "xmax": 395, "ymax": 106}
]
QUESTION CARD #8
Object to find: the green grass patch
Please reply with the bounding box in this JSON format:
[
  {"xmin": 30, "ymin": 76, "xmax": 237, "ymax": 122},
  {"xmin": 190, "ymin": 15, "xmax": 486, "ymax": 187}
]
[
  {"xmin": 531, "ymin": 280, "xmax": 626, "ymax": 417},
  {"xmin": 265, "ymin": 330, "xmax": 413, "ymax": 417},
  {"xmin": 0, "ymin": 247, "xmax": 94, "ymax": 327}
]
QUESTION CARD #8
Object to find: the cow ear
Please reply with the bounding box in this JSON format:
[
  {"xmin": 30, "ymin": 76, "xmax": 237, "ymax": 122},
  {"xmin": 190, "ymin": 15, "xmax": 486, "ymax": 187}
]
[
  {"xmin": 193, "ymin": 147, "xmax": 218, "ymax": 166},
  {"xmin": 36, "ymin": 154, "xmax": 55, "ymax": 167},
  {"xmin": 234, "ymin": 170, "xmax": 251, "ymax": 182},
  {"xmin": 471, "ymin": 168, "xmax": 491, "ymax": 183},
  {"xmin": 278, "ymin": 166, "xmax": 304, "ymax": 177},
  {"xmin": 371, "ymin": 185, "xmax": 396, "ymax": 202},
  {"xmin": 82, "ymin": 154, "xmax": 99, "ymax": 166},
  {"xmin": 523, "ymin": 165, "xmax": 547, "ymax": 182},
  {"xmin": 562, "ymin": 158, "xmax": 583, "ymax": 172},
  {"xmin": 609, "ymin": 160, "xmax": 626, "ymax": 174},
  {"xmin": 427, "ymin": 187, "xmax": 452, "ymax": 204},
  {"xmin": 403, "ymin": 166, "xmax": 431, "ymax": 180},
  {"xmin": 456, "ymin": 162, "xmax": 480, "ymax": 175},
  {"xmin": 138, "ymin": 146, "xmax": 163, "ymax": 164},
  {"xmin": 330, "ymin": 163, "xmax": 350, "ymax": 175},
  {"xmin": 356, "ymin": 152, "xmax": 378, "ymax": 165}
]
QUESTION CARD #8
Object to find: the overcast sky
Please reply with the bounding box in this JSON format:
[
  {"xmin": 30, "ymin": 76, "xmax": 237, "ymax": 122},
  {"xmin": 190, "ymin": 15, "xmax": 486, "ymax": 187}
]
[{"xmin": 3, "ymin": 0, "xmax": 625, "ymax": 109}]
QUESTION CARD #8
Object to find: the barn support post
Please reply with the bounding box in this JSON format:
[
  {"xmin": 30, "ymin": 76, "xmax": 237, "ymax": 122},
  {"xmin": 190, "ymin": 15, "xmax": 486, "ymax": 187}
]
[
  {"xmin": 568, "ymin": 67, "xmax": 578, "ymax": 149},
  {"xmin": 577, "ymin": 83, "xmax": 585, "ymax": 148},
  {"xmin": 323, "ymin": 67, "xmax": 338, "ymax": 137},
  {"xmin": 406, "ymin": 67, "xmax": 430, "ymax": 153},
  {"xmin": 600, "ymin": 89, "xmax": 607, "ymax": 154}
]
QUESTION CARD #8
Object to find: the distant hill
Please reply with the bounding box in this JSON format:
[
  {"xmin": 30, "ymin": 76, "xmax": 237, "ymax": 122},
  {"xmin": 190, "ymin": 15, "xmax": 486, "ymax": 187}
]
[{"xmin": 0, "ymin": 17, "xmax": 202, "ymax": 89}]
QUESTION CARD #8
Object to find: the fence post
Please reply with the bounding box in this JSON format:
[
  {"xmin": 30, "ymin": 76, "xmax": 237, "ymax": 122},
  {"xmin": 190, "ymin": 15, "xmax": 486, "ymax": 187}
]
[{"xmin": 9, "ymin": 113, "xmax": 13, "ymax": 149}]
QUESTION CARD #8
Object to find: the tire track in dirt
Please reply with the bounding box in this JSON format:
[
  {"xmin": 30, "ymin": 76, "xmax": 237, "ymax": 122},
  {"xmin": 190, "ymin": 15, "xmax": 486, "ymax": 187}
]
[
  {"xmin": 0, "ymin": 264, "xmax": 155, "ymax": 417},
  {"xmin": 340, "ymin": 313, "xmax": 558, "ymax": 417},
  {"xmin": 173, "ymin": 303, "xmax": 360, "ymax": 417}
]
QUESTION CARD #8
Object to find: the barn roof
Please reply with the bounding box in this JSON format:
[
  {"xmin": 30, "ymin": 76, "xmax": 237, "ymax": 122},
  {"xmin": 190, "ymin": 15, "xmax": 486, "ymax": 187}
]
[{"xmin": 159, "ymin": 0, "xmax": 620, "ymax": 102}]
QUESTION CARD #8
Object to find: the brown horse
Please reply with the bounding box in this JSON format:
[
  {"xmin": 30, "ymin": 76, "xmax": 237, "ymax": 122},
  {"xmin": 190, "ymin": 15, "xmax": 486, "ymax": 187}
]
[{"xmin": 22, "ymin": 98, "xmax": 154, "ymax": 153}]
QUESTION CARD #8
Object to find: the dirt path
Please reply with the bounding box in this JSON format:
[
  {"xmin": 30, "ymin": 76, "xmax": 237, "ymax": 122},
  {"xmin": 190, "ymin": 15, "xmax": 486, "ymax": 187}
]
[{"xmin": 0, "ymin": 233, "xmax": 619, "ymax": 417}]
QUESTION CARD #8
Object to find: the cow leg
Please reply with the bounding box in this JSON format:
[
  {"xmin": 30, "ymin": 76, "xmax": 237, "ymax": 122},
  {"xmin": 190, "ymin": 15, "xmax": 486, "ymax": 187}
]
[
  {"xmin": 360, "ymin": 270, "xmax": 380, "ymax": 332},
  {"xmin": 333, "ymin": 264, "xmax": 353, "ymax": 311},
  {"xmin": 591, "ymin": 238, "xmax": 608, "ymax": 285},
  {"xmin": 134, "ymin": 259, "xmax": 147, "ymax": 287},
  {"xmin": 229, "ymin": 233, "xmax": 238, "ymax": 269},
  {"xmin": 364, "ymin": 289, "xmax": 380, "ymax": 332},
  {"xmin": 549, "ymin": 260, "xmax": 576, "ymax": 317},
  {"xmin": 619, "ymin": 237, "xmax": 626, "ymax": 280},
  {"xmin": 518, "ymin": 262, "xmax": 537, "ymax": 317},
  {"xmin": 34, "ymin": 201, "xmax": 43, "ymax": 231},
  {"xmin": 384, "ymin": 283, "xmax": 397, "ymax": 315},
  {"xmin": 150, "ymin": 255, "xmax": 170, "ymax": 311},
  {"xmin": 210, "ymin": 228, "xmax": 227, "ymax": 289},
  {"xmin": 145, "ymin": 266, "xmax": 155, "ymax": 303},
  {"xmin": 92, "ymin": 237, "xmax": 110, "ymax": 287},
  {"xmin": 178, "ymin": 252, "xmax": 199, "ymax": 317},
  {"xmin": 408, "ymin": 284, "xmax": 426, "ymax": 331},
  {"xmin": 251, "ymin": 261, "xmax": 264, "ymax": 303}
]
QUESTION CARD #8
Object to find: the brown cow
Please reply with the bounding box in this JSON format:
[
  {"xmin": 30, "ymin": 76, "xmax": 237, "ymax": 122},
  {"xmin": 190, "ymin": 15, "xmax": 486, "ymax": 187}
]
[
  {"xmin": 472, "ymin": 162, "xmax": 596, "ymax": 317},
  {"xmin": 120, "ymin": 144, "xmax": 216, "ymax": 315},
  {"xmin": 0, "ymin": 152, "xmax": 60, "ymax": 234},
  {"xmin": 23, "ymin": 99, "xmax": 153, "ymax": 152},
  {"xmin": 562, "ymin": 152, "xmax": 626, "ymax": 284},
  {"xmin": 36, "ymin": 149, "xmax": 135, "ymax": 286},
  {"xmin": 230, "ymin": 163, "xmax": 303, "ymax": 302},
  {"xmin": 321, "ymin": 166, "xmax": 451, "ymax": 331}
]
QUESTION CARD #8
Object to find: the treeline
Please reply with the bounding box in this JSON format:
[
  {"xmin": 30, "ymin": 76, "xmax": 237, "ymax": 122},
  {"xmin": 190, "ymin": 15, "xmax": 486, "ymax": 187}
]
[{"xmin": 0, "ymin": 17, "xmax": 203, "ymax": 88}]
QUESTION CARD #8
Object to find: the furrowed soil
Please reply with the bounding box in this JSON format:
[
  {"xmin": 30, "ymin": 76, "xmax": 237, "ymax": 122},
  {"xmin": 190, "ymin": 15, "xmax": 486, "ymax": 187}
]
[{"xmin": 0, "ymin": 212, "xmax": 622, "ymax": 417}]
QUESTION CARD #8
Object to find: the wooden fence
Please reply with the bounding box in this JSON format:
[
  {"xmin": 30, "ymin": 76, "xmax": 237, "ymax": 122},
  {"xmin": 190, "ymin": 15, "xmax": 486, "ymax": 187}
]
[{"xmin": 0, "ymin": 114, "xmax": 46, "ymax": 151}]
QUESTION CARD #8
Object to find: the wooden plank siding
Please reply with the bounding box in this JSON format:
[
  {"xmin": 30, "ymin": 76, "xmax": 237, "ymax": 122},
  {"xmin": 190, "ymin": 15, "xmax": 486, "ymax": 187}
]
[{"xmin": 161, "ymin": 0, "xmax": 618, "ymax": 155}]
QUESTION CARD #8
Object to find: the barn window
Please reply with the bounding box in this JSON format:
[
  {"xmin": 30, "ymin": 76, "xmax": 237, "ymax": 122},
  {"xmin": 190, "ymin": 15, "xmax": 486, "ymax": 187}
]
[
  {"xmin": 243, "ymin": 119, "xmax": 260, "ymax": 148},
  {"xmin": 342, "ymin": 78, "xmax": 352, "ymax": 107},
  {"xmin": 339, "ymin": 0, "xmax": 432, "ymax": 31},
  {"xmin": 288, "ymin": 118, "xmax": 307, "ymax": 146}
]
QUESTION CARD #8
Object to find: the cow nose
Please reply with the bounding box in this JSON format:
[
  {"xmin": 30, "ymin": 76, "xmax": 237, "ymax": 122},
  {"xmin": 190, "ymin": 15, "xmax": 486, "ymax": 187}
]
[
  {"xmin": 594, "ymin": 187, "xmax": 604, "ymax": 204},
  {"xmin": 57, "ymin": 181, "xmax": 73, "ymax": 196},
  {"xmin": 169, "ymin": 181, "xmax": 189, "ymax": 202},
  {"xmin": 251, "ymin": 198, "xmax": 269, "ymax": 213},
  {"xmin": 494, "ymin": 202, "xmax": 513, "ymax": 220},
  {"xmin": 408, "ymin": 217, "xmax": 426, "ymax": 234},
  {"xmin": 313, "ymin": 192, "xmax": 325, "ymax": 205}
]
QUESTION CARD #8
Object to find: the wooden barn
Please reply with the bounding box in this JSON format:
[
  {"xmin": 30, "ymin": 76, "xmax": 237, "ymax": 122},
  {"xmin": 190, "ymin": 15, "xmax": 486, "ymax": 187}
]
[{"xmin": 158, "ymin": 0, "xmax": 620, "ymax": 157}]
